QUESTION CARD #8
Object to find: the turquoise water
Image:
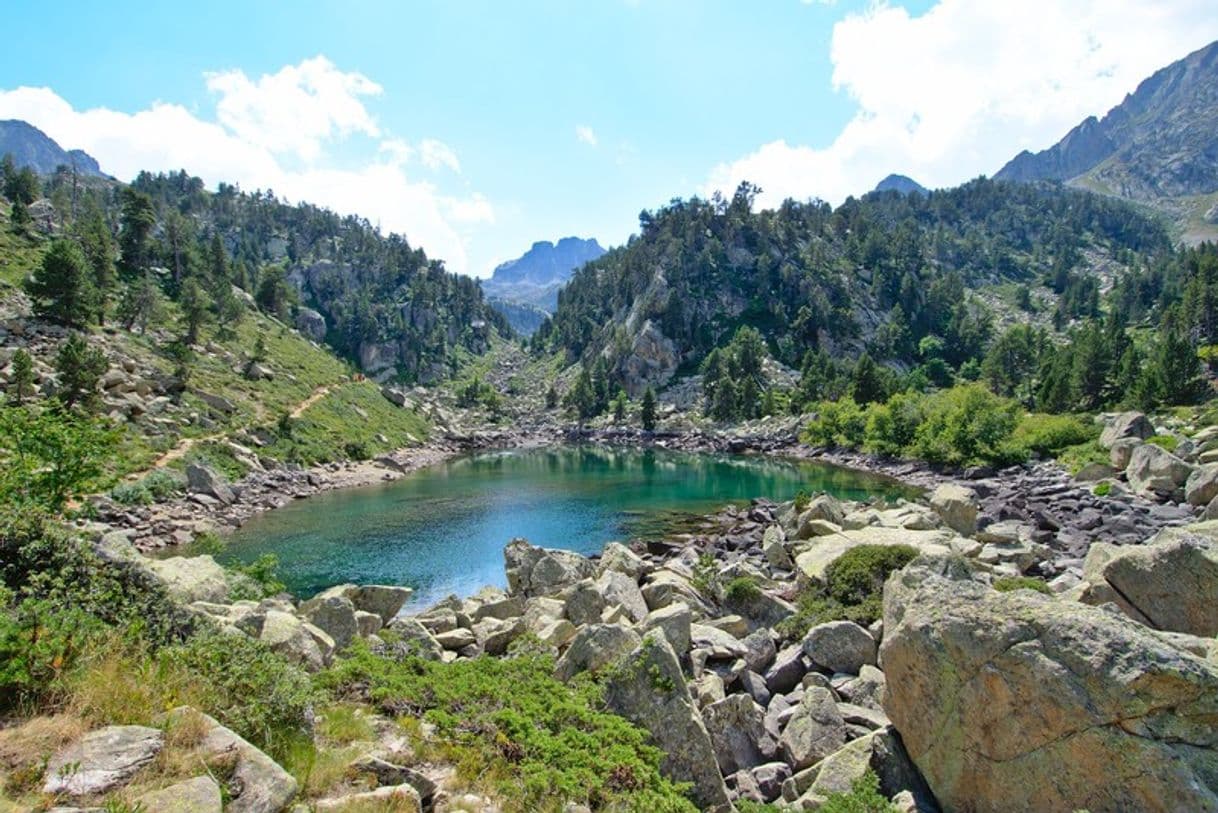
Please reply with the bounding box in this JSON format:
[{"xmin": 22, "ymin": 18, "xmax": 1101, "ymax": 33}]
[{"xmin": 222, "ymin": 445, "xmax": 917, "ymax": 605}]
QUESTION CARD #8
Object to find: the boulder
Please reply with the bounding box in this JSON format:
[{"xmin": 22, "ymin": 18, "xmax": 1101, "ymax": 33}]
[
  {"xmin": 345, "ymin": 584, "xmax": 413, "ymax": 623},
  {"xmin": 1125, "ymin": 443, "xmax": 1193, "ymax": 499},
  {"xmin": 472, "ymin": 616, "xmax": 524, "ymax": 655},
  {"xmin": 354, "ymin": 610, "xmax": 383, "ymax": 637},
  {"xmin": 604, "ymin": 630, "xmax": 732, "ymax": 810},
  {"xmin": 1099, "ymin": 411, "xmax": 1154, "ymax": 448},
  {"xmin": 385, "ymin": 617, "xmax": 445, "ymax": 661},
  {"xmin": 185, "ymin": 462, "xmax": 234, "ymax": 504},
  {"xmin": 535, "ymin": 617, "xmax": 577, "ymax": 648},
  {"xmin": 928, "ymin": 483, "xmax": 978, "ymax": 535},
  {"xmin": 642, "ymin": 602, "xmax": 692, "ymax": 654},
  {"xmin": 881, "ymin": 556, "xmax": 1218, "ymax": 813},
  {"xmin": 315, "ymin": 785, "xmax": 421, "ymax": 810},
  {"xmin": 764, "ymin": 644, "xmax": 808, "ymax": 694},
  {"xmin": 1109, "ymin": 438, "xmax": 1140, "ymax": 470},
  {"xmin": 762, "ymin": 525, "xmax": 793, "ymax": 570},
  {"xmin": 778, "ymin": 686, "xmax": 848, "ymax": 770},
  {"xmin": 794, "ymin": 526, "xmax": 955, "ymax": 586},
  {"xmin": 700, "ymin": 693, "xmax": 775, "ymax": 774},
  {"xmin": 300, "ymin": 595, "xmax": 359, "ymax": 650},
  {"xmin": 348, "ymin": 754, "xmax": 437, "ymax": 803},
  {"xmin": 554, "ymin": 624, "xmax": 641, "ymax": 681},
  {"xmin": 1074, "ymin": 462, "xmax": 1118, "ymax": 482},
  {"xmin": 504, "ymin": 538, "xmax": 596, "ymax": 597},
  {"xmin": 565, "ymin": 580, "xmax": 608, "ymax": 626},
  {"xmin": 1099, "ymin": 522, "xmax": 1218, "ymax": 636},
  {"xmin": 44, "ymin": 726, "xmax": 163, "ymax": 796},
  {"xmin": 801, "ymin": 620, "xmax": 877, "ymax": 675},
  {"xmin": 237, "ymin": 610, "xmax": 331, "ymax": 671},
  {"xmin": 294, "ymin": 307, "xmax": 327, "ymax": 342},
  {"xmin": 595, "ymin": 569, "xmax": 649, "ymax": 623},
  {"xmin": 598, "ymin": 541, "xmax": 648, "ymax": 579},
  {"xmin": 782, "ymin": 727, "xmax": 931, "ymax": 810},
  {"xmin": 1187, "ymin": 464, "xmax": 1218, "ymax": 506},
  {"xmin": 134, "ymin": 775, "xmax": 223, "ymax": 813},
  {"xmin": 741, "ymin": 628, "xmax": 777, "ymax": 674},
  {"xmin": 145, "ymin": 555, "xmax": 232, "ymax": 604}
]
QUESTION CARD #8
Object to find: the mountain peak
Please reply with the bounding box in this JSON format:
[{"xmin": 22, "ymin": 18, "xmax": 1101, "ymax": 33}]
[
  {"xmin": 0, "ymin": 119, "xmax": 105, "ymax": 177},
  {"xmin": 873, "ymin": 174, "xmax": 928, "ymax": 196},
  {"xmin": 993, "ymin": 39, "xmax": 1218, "ymax": 201}
]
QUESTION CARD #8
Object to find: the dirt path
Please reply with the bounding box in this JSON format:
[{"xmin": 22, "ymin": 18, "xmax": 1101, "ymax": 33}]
[{"xmin": 140, "ymin": 380, "xmax": 348, "ymax": 475}]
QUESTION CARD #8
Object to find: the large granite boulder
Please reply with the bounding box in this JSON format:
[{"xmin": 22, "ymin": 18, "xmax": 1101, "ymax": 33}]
[
  {"xmin": 504, "ymin": 538, "xmax": 596, "ymax": 597},
  {"xmin": 300, "ymin": 595, "xmax": 359, "ymax": 650},
  {"xmin": 781, "ymin": 727, "xmax": 932, "ymax": 811},
  {"xmin": 237, "ymin": 609, "xmax": 334, "ymax": 672},
  {"xmin": 1187, "ymin": 463, "xmax": 1218, "ymax": 506},
  {"xmin": 801, "ymin": 620, "xmax": 877, "ymax": 675},
  {"xmin": 1099, "ymin": 411, "xmax": 1153, "ymax": 448},
  {"xmin": 554, "ymin": 624, "xmax": 641, "ymax": 682},
  {"xmin": 134, "ymin": 775, "xmax": 223, "ymax": 813},
  {"xmin": 44, "ymin": 725, "xmax": 163, "ymax": 795},
  {"xmin": 794, "ymin": 526, "xmax": 955, "ymax": 586},
  {"xmin": 145, "ymin": 555, "xmax": 233, "ymax": 604},
  {"xmin": 881, "ymin": 556, "xmax": 1218, "ymax": 812},
  {"xmin": 185, "ymin": 462, "xmax": 235, "ymax": 504},
  {"xmin": 604, "ymin": 630, "xmax": 731, "ymax": 811},
  {"xmin": 164, "ymin": 708, "xmax": 297, "ymax": 813},
  {"xmin": 778, "ymin": 687, "xmax": 848, "ymax": 770},
  {"xmin": 928, "ymin": 483, "xmax": 978, "ymax": 535},
  {"xmin": 1097, "ymin": 522, "xmax": 1218, "ymax": 636},
  {"xmin": 311, "ymin": 583, "xmax": 413, "ymax": 624},
  {"xmin": 701, "ymin": 693, "xmax": 775, "ymax": 775},
  {"xmin": 1125, "ymin": 443, "xmax": 1193, "ymax": 499},
  {"xmin": 294, "ymin": 307, "xmax": 327, "ymax": 342}
]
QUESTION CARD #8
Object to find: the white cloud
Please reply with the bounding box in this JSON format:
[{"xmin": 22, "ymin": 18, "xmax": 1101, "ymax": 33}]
[
  {"xmin": 205, "ymin": 56, "xmax": 381, "ymax": 162},
  {"xmin": 418, "ymin": 138, "xmax": 461, "ymax": 172},
  {"xmin": 708, "ymin": 0, "xmax": 1218, "ymax": 208},
  {"xmin": 575, "ymin": 124, "xmax": 598, "ymax": 147},
  {"xmin": 0, "ymin": 57, "xmax": 491, "ymax": 275}
]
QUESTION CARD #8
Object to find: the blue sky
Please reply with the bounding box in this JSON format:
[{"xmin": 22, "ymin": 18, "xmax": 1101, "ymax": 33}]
[{"xmin": 2, "ymin": 1, "xmax": 1216, "ymax": 276}]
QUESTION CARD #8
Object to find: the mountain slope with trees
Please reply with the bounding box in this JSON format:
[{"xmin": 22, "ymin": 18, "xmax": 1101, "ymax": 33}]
[{"xmin": 995, "ymin": 39, "xmax": 1218, "ymax": 243}]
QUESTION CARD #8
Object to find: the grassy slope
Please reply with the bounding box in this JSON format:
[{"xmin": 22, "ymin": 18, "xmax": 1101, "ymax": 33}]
[{"xmin": 0, "ymin": 211, "xmax": 432, "ymax": 487}]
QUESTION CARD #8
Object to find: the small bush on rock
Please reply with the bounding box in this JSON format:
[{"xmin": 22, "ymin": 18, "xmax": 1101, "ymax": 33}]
[
  {"xmin": 992, "ymin": 576, "xmax": 1051, "ymax": 594},
  {"xmin": 779, "ymin": 544, "xmax": 918, "ymax": 640}
]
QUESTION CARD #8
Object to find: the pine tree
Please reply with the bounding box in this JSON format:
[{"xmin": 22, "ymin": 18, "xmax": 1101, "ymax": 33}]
[
  {"xmin": 640, "ymin": 386, "xmax": 657, "ymax": 431},
  {"xmin": 55, "ymin": 332, "xmax": 108, "ymax": 411},
  {"xmin": 118, "ymin": 188, "xmax": 157, "ymax": 273},
  {"xmin": 178, "ymin": 277, "xmax": 212, "ymax": 344},
  {"xmin": 545, "ymin": 384, "xmax": 559, "ymax": 409},
  {"xmin": 564, "ymin": 368, "xmax": 597, "ymax": 420},
  {"xmin": 850, "ymin": 353, "xmax": 886, "ymax": 405},
  {"xmin": 26, "ymin": 239, "xmax": 97, "ymax": 328},
  {"xmin": 612, "ymin": 389, "xmax": 627, "ymax": 422},
  {"xmin": 118, "ymin": 271, "xmax": 165, "ymax": 334},
  {"xmin": 76, "ymin": 203, "xmax": 116, "ymax": 325},
  {"xmin": 7, "ymin": 348, "xmax": 34, "ymax": 405}
]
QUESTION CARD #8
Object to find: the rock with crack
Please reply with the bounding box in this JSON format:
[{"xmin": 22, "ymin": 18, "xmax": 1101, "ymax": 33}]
[
  {"xmin": 603, "ymin": 630, "xmax": 732, "ymax": 811},
  {"xmin": 700, "ymin": 693, "xmax": 777, "ymax": 775},
  {"xmin": 882, "ymin": 555, "xmax": 1218, "ymax": 812},
  {"xmin": 555, "ymin": 623, "xmax": 641, "ymax": 681},
  {"xmin": 43, "ymin": 725, "xmax": 164, "ymax": 796},
  {"xmin": 134, "ymin": 775, "xmax": 223, "ymax": 813},
  {"xmin": 504, "ymin": 538, "xmax": 596, "ymax": 597},
  {"xmin": 778, "ymin": 686, "xmax": 848, "ymax": 771}
]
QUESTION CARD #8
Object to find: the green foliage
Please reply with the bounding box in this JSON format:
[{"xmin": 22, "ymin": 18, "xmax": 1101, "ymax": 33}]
[
  {"xmin": 26, "ymin": 238, "xmax": 97, "ymax": 327},
  {"xmin": 0, "ymin": 406, "xmax": 119, "ymax": 511},
  {"xmin": 992, "ymin": 576, "xmax": 1051, "ymax": 594},
  {"xmin": 1145, "ymin": 434, "xmax": 1179, "ymax": 452},
  {"xmin": 457, "ymin": 376, "xmax": 502, "ymax": 413},
  {"xmin": 1011, "ymin": 413, "xmax": 1097, "ymax": 456},
  {"xmin": 320, "ymin": 645, "xmax": 697, "ymax": 812},
  {"xmin": 701, "ymin": 326, "xmax": 769, "ymax": 421},
  {"xmin": 109, "ymin": 468, "xmax": 186, "ymax": 506},
  {"xmin": 161, "ymin": 630, "xmax": 317, "ymax": 752},
  {"xmin": 724, "ymin": 575, "xmax": 762, "ymax": 603},
  {"xmin": 228, "ymin": 553, "xmax": 286, "ymax": 600},
  {"xmin": 908, "ymin": 384, "xmax": 1023, "ymax": 466},
  {"xmin": 6, "ymin": 348, "xmax": 34, "ymax": 405},
  {"xmin": 779, "ymin": 544, "xmax": 917, "ymax": 640},
  {"xmin": 1093, "ymin": 481, "xmax": 1112, "ymax": 497},
  {"xmin": 803, "ymin": 398, "xmax": 867, "ymax": 448},
  {"xmin": 818, "ymin": 770, "xmax": 900, "ymax": 813},
  {"xmin": 55, "ymin": 332, "xmax": 109, "ymax": 412},
  {"xmin": 640, "ymin": 386, "xmax": 657, "ymax": 431}
]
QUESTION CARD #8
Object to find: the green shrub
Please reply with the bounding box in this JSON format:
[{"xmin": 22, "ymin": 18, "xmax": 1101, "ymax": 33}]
[
  {"xmin": 319, "ymin": 645, "xmax": 697, "ymax": 812},
  {"xmin": 0, "ymin": 595, "xmax": 108, "ymax": 709},
  {"xmin": 109, "ymin": 469, "xmax": 186, "ymax": 506},
  {"xmin": 1012, "ymin": 413, "xmax": 1097, "ymax": 456},
  {"xmin": 162, "ymin": 630, "xmax": 317, "ymax": 754},
  {"xmin": 228, "ymin": 553, "xmax": 286, "ymax": 599},
  {"xmin": 909, "ymin": 384, "xmax": 1024, "ymax": 467},
  {"xmin": 793, "ymin": 490, "xmax": 811, "ymax": 513},
  {"xmin": 1145, "ymin": 434, "xmax": 1179, "ymax": 452},
  {"xmin": 1093, "ymin": 481, "xmax": 1112, "ymax": 497},
  {"xmin": 778, "ymin": 545, "xmax": 918, "ymax": 639},
  {"xmin": 992, "ymin": 576, "xmax": 1051, "ymax": 594},
  {"xmin": 803, "ymin": 399, "xmax": 866, "ymax": 448},
  {"xmin": 819, "ymin": 770, "xmax": 899, "ymax": 813},
  {"xmin": 724, "ymin": 576, "xmax": 762, "ymax": 603}
]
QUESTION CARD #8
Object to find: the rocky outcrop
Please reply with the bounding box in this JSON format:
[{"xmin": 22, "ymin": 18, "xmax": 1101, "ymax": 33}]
[
  {"xmin": 882, "ymin": 556, "xmax": 1218, "ymax": 812},
  {"xmin": 43, "ymin": 726, "xmax": 163, "ymax": 796},
  {"xmin": 186, "ymin": 462, "xmax": 235, "ymax": 504},
  {"xmin": 294, "ymin": 307, "xmax": 327, "ymax": 342},
  {"xmin": 928, "ymin": 483, "xmax": 978, "ymax": 535},
  {"xmin": 1125, "ymin": 443, "xmax": 1193, "ymax": 499},
  {"xmin": 1098, "ymin": 411, "xmax": 1154, "ymax": 448},
  {"xmin": 619, "ymin": 320, "xmax": 679, "ymax": 397},
  {"xmin": 504, "ymin": 538, "xmax": 597, "ymax": 597},
  {"xmin": 604, "ymin": 630, "xmax": 732, "ymax": 811}
]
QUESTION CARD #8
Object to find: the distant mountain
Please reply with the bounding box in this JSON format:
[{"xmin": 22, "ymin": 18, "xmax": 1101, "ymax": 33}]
[
  {"xmin": 994, "ymin": 40, "xmax": 1218, "ymax": 242},
  {"xmin": 0, "ymin": 120, "xmax": 105, "ymax": 177},
  {"xmin": 482, "ymin": 236, "xmax": 605, "ymax": 334},
  {"xmin": 874, "ymin": 174, "xmax": 927, "ymax": 196}
]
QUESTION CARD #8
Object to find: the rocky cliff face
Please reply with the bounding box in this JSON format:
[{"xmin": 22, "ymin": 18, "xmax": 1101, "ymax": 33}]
[
  {"xmin": 0, "ymin": 119, "xmax": 105, "ymax": 176},
  {"xmin": 995, "ymin": 40, "xmax": 1218, "ymax": 201},
  {"xmin": 873, "ymin": 174, "xmax": 927, "ymax": 196},
  {"xmin": 481, "ymin": 236, "xmax": 606, "ymax": 334}
]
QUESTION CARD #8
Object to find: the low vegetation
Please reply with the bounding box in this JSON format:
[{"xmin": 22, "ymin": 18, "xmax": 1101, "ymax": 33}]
[
  {"xmin": 779, "ymin": 544, "xmax": 919, "ymax": 639},
  {"xmin": 321, "ymin": 642, "xmax": 699, "ymax": 812}
]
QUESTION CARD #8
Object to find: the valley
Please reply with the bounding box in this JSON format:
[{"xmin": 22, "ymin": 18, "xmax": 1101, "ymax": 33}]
[{"xmin": 3, "ymin": 28, "xmax": 1218, "ymax": 813}]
